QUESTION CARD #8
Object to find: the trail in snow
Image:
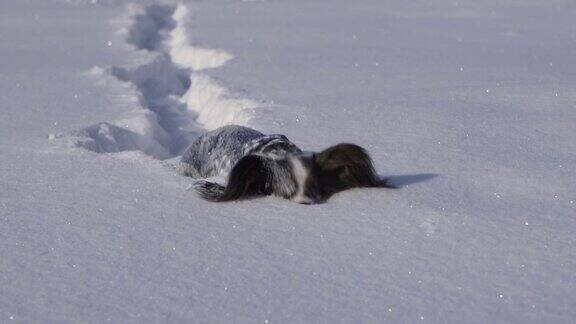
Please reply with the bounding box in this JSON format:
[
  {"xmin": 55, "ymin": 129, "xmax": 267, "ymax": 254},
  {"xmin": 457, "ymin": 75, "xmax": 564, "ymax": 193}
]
[{"xmin": 64, "ymin": 3, "xmax": 258, "ymax": 159}]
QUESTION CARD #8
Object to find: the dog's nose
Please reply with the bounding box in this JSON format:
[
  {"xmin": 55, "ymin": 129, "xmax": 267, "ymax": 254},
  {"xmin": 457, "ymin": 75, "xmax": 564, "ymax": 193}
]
[
  {"xmin": 293, "ymin": 196, "xmax": 323, "ymax": 205},
  {"xmin": 292, "ymin": 196, "xmax": 315, "ymax": 205}
]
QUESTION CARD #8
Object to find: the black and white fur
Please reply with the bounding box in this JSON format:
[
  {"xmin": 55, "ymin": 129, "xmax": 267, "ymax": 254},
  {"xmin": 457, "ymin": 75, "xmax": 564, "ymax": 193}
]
[{"xmin": 180, "ymin": 125, "xmax": 395, "ymax": 204}]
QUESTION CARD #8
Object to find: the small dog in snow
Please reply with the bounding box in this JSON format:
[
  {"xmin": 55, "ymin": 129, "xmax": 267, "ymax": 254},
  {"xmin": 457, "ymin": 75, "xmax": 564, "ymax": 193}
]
[{"xmin": 180, "ymin": 125, "xmax": 395, "ymax": 204}]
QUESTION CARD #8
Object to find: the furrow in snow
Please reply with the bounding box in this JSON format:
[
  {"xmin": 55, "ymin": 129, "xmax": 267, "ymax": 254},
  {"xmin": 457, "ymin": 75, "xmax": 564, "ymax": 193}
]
[{"xmin": 59, "ymin": 3, "xmax": 259, "ymax": 159}]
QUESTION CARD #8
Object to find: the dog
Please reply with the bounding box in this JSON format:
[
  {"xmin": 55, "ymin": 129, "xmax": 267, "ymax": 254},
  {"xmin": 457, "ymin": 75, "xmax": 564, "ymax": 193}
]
[{"xmin": 180, "ymin": 125, "xmax": 395, "ymax": 204}]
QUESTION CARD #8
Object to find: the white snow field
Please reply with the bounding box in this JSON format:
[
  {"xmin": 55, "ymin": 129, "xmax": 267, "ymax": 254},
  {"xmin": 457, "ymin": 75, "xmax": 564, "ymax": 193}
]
[{"xmin": 1, "ymin": 0, "xmax": 575, "ymax": 322}]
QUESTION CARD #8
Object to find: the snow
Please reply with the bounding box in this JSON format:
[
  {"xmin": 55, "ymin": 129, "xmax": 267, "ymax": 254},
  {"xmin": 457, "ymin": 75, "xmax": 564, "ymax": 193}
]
[{"xmin": 1, "ymin": 0, "xmax": 576, "ymax": 322}]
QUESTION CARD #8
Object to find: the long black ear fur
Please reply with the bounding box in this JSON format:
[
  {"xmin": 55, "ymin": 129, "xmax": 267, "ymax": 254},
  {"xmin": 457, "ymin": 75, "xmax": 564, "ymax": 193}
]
[
  {"xmin": 315, "ymin": 143, "xmax": 396, "ymax": 191},
  {"xmin": 194, "ymin": 155, "xmax": 273, "ymax": 202}
]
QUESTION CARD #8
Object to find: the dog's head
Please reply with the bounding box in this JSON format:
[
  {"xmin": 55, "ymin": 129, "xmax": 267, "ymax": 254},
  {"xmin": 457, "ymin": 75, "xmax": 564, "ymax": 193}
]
[
  {"xmin": 195, "ymin": 143, "xmax": 392, "ymax": 204},
  {"xmin": 288, "ymin": 143, "xmax": 385, "ymax": 203}
]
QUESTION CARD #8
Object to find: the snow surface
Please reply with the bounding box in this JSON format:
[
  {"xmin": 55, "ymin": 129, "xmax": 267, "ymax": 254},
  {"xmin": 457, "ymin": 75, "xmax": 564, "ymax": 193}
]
[{"xmin": 1, "ymin": 0, "xmax": 576, "ymax": 322}]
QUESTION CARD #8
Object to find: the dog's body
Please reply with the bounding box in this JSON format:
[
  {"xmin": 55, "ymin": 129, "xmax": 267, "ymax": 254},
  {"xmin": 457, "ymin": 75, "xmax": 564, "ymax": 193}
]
[{"xmin": 181, "ymin": 125, "xmax": 393, "ymax": 203}]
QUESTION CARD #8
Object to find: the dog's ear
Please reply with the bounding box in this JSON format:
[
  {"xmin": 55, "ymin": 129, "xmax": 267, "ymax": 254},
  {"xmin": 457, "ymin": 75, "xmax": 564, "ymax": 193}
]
[
  {"xmin": 315, "ymin": 143, "xmax": 382, "ymax": 190},
  {"xmin": 194, "ymin": 155, "xmax": 273, "ymax": 202}
]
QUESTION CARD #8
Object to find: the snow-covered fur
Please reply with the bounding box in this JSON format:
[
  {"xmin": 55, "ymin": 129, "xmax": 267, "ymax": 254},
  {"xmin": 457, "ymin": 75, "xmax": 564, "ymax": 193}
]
[{"xmin": 180, "ymin": 125, "xmax": 394, "ymax": 203}]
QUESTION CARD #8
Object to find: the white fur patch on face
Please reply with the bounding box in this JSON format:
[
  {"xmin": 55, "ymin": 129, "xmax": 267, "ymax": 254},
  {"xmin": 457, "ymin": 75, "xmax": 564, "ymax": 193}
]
[{"xmin": 289, "ymin": 156, "xmax": 312, "ymax": 204}]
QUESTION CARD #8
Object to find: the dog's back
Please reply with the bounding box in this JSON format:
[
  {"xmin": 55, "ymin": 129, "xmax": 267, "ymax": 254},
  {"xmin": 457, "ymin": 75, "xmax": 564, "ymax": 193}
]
[{"xmin": 180, "ymin": 125, "xmax": 300, "ymax": 178}]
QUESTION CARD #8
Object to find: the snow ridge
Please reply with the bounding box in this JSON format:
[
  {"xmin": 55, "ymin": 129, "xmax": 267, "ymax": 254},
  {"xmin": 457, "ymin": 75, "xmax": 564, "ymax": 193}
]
[
  {"xmin": 169, "ymin": 4, "xmax": 259, "ymax": 131},
  {"xmin": 65, "ymin": 3, "xmax": 258, "ymax": 159}
]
